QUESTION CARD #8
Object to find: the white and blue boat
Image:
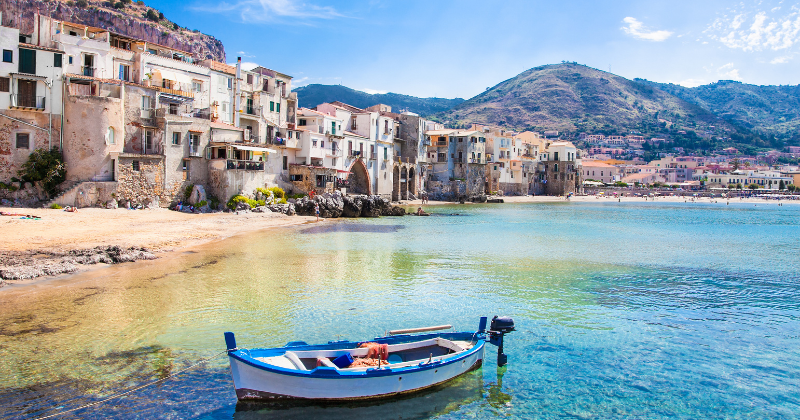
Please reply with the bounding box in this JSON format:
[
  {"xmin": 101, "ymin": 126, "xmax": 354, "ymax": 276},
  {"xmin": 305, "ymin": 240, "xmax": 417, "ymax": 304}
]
[{"xmin": 224, "ymin": 316, "xmax": 515, "ymax": 400}]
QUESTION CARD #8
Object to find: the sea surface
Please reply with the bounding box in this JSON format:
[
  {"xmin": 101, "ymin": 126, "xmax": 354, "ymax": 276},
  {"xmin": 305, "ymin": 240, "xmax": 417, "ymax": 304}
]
[{"xmin": 1, "ymin": 201, "xmax": 799, "ymax": 419}]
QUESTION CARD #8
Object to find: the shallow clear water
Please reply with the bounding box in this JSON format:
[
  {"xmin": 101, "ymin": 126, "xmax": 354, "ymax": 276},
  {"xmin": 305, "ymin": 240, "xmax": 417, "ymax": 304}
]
[{"xmin": 1, "ymin": 201, "xmax": 799, "ymax": 419}]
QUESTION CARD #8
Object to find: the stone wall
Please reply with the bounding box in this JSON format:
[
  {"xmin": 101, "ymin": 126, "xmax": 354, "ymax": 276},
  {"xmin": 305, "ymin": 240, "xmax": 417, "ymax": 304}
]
[
  {"xmin": 52, "ymin": 181, "xmax": 119, "ymax": 208},
  {"xmin": 539, "ymin": 161, "xmax": 580, "ymax": 196},
  {"xmin": 116, "ymin": 155, "xmax": 165, "ymax": 207},
  {"xmin": 0, "ymin": 109, "xmax": 62, "ymax": 183}
]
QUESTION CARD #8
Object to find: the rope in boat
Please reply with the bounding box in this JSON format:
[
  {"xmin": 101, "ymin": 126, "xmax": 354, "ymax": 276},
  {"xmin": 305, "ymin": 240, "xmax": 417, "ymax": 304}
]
[{"xmin": 32, "ymin": 349, "xmax": 228, "ymax": 420}]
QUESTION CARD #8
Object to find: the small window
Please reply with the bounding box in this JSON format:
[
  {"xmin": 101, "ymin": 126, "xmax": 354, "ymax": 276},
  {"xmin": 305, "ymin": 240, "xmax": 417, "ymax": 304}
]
[
  {"xmin": 299, "ymin": 119, "xmax": 306, "ymax": 126},
  {"xmin": 15, "ymin": 133, "xmax": 30, "ymax": 149},
  {"xmin": 276, "ymin": 102, "xmax": 280, "ymax": 113},
  {"xmin": 182, "ymin": 160, "xmax": 188, "ymax": 171},
  {"xmin": 290, "ymin": 174, "xmax": 303, "ymax": 181},
  {"xmin": 312, "ymin": 140, "xmax": 317, "ymax": 147},
  {"xmin": 107, "ymin": 127, "xmax": 115, "ymax": 144},
  {"xmin": 227, "ymin": 78, "xmax": 232, "ymax": 89},
  {"xmin": 270, "ymin": 101, "xmax": 274, "ymax": 112},
  {"xmin": 68, "ymin": 56, "xmax": 73, "ymax": 65},
  {"xmin": 246, "ymin": 74, "xmax": 253, "ymax": 84},
  {"xmin": 169, "ymin": 103, "xmax": 178, "ymax": 115},
  {"xmin": 54, "ymin": 53, "xmax": 62, "ymax": 68},
  {"xmin": 118, "ymin": 64, "xmax": 130, "ymax": 81},
  {"xmin": 192, "ymin": 81, "xmax": 202, "ymax": 92},
  {"xmin": 0, "ymin": 77, "xmax": 9, "ymax": 92},
  {"xmin": 132, "ymin": 160, "xmax": 140, "ymax": 171},
  {"xmin": 172, "ymin": 132, "xmax": 181, "ymax": 145},
  {"xmin": 3, "ymin": 49, "xmax": 12, "ymax": 63}
]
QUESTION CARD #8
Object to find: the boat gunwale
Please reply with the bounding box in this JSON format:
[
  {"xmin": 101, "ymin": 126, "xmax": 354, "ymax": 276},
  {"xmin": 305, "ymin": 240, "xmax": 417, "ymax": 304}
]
[{"xmin": 228, "ymin": 331, "xmax": 484, "ymax": 378}]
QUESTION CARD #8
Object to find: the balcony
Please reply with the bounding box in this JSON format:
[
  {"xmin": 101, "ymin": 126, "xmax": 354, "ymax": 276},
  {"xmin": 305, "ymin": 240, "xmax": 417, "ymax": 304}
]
[
  {"xmin": 189, "ymin": 145, "xmax": 202, "ymax": 157},
  {"xmin": 81, "ymin": 66, "xmax": 96, "ymax": 77},
  {"xmin": 226, "ymin": 159, "xmax": 264, "ymax": 171},
  {"xmin": 156, "ymin": 86, "xmax": 194, "ymax": 99},
  {"xmin": 10, "ymin": 94, "xmax": 45, "ymax": 110},
  {"xmin": 243, "ymin": 105, "xmax": 260, "ymax": 116}
]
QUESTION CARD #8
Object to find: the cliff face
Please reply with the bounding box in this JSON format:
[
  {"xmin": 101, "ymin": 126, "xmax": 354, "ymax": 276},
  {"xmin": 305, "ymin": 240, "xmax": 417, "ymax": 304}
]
[{"xmin": 0, "ymin": 0, "xmax": 225, "ymax": 61}]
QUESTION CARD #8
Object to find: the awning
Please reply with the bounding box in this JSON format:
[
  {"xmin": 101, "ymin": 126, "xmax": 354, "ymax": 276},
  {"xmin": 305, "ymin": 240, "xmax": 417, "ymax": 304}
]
[
  {"xmin": 10, "ymin": 72, "xmax": 47, "ymax": 81},
  {"xmin": 337, "ymin": 169, "xmax": 352, "ymax": 174},
  {"xmin": 232, "ymin": 144, "xmax": 277, "ymax": 153}
]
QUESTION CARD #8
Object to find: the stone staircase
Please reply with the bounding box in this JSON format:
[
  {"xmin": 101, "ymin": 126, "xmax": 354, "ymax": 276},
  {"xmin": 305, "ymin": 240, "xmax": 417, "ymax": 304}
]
[{"xmin": 46, "ymin": 181, "xmax": 84, "ymax": 207}]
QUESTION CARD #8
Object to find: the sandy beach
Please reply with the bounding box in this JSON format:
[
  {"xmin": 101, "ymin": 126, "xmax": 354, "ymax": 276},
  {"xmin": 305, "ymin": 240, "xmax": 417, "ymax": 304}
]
[{"xmin": 0, "ymin": 207, "xmax": 316, "ymax": 285}]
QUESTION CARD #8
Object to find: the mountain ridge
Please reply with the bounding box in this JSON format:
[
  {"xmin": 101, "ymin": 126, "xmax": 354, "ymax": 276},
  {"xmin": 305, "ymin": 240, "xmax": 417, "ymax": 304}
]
[{"xmin": 293, "ymin": 84, "xmax": 464, "ymax": 116}]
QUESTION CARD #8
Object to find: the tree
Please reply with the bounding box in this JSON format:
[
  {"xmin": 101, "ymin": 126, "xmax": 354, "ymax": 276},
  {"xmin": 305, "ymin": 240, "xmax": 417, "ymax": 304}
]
[
  {"xmin": 145, "ymin": 9, "xmax": 159, "ymax": 21},
  {"xmin": 736, "ymin": 183, "xmax": 743, "ymax": 190},
  {"xmin": 17, "ymin": 148, "xmax": 66, "ymax": 198},
  {"xmin": 748, "ymin": 183, "xmax": 759, "ymax": 190},
  {"xmin": 779, "ymin": 180, "xmax": 786, "ymax": 190},
  {"xmin": 731, "ymin": 158, "xmax": 740, "ymax": 171}
]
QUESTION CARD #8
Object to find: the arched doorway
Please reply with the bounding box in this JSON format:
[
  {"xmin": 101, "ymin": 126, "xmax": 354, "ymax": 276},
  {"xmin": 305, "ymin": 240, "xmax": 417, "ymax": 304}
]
[
  {"xmin": 392, "ymin": 166, "xmax": 400, "ymax": 201},
  {"xmin": 400, "ymin": 167, "xmax": 408, "ymax": 200},
  {"xmin": 347, "ymin": 159, "xmax": 371, "ymax": 195},
  {"xmin": 408, "ymin": 167, "xmax": 416, "ymax": 196}
]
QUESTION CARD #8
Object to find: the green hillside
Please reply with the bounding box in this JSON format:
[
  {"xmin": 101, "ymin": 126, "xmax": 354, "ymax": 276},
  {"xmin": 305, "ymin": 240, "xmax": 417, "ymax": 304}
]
[{"xmin": 293, "ymin": 84, "xmax": 464, "ymax": 116}]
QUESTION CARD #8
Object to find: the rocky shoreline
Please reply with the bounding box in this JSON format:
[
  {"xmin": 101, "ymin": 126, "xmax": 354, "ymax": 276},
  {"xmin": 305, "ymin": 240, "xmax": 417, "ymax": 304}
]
[{"xmin": 0, "ymin": 246, "xmax": 157, "ymax": 283}]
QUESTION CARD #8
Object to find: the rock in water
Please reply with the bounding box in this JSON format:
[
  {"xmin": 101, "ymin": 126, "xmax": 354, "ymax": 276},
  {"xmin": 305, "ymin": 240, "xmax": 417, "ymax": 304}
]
[{"xmin": 342, "ymin": 195, "xmax": 363, "ymax": 217}]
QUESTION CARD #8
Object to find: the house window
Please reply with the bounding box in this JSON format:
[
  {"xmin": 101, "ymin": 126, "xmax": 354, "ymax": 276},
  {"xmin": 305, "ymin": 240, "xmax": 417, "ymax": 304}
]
[
  {"xmin": 172, "ymin": 132, "xmax": 181, "ymax": 145},
  {"xmin": 118, "ymin": 64, "xmax": 130, "ymax": 81},
  {"xmin": 384, "ymin": 147, "xmax": 388, "ymax": 160},
  {"xmin": 283, "ymin": 156, "xmax": 288, "ymax": 170},
  {"xmin": 169, "ymin": 103, "xmax": 178, "ymax": 115},
  {"xmin": 351, "ymin": 117, "xmax": 357, "ymax": 130},
  {"xmin": 321, "ymin": 141, "xmax": 325, "ymax": 148},
  {"xmin": 332, "ymin": 158, "xmax": 337, "ymax": 166},
  {"xmin": 246, "ymin": 74, "xmax": 253, "ymax": 84},
  {"xmin": 2, "ymin": 49, "xmax": 11, "ymax": 63},
  {"xmin": 141, "ymin": 96, "xmax": 151, "ymax": 109},
  {"xmin": 270, "ymin": 101, "xmax": 274, "ymax": 112},
  {"xmin": 15, "ymin": 133, "xmax": 30, "ymax": 149},
  {"xmin": 182, "ymin": 160, "xmax": 188, "ymax": 171},
  {"xmin": 313, "ymin": 140, "xmax": 317, "ymax": 147},
  {"xmin": 384, "ymin": 120, "xmax": 389, "ymax": 134},
  {"xmin": 132, "ymin": 160, "xmax": 140, "ymax": 171},
  {"xmin": 370, "ymin": 145, "xmax": 375, "ymax": 158},
  {"xmin": 192, "ymin": 81, "xmax": 202, "ymax": 92},
  {"xmin": 299, "ymin": 119, "xmax": 306, "ymax": 126},
  {"xmin": 68, "ymin": 56, "xmax": 73, "ymax": 65},
  {"xmin": 222, "ymin": 102, "xmax": 227, "ymax": 112},
  {"xmin": 276, "ymin": 102, "xmax": 280, "ymax": 113},
  {"xmin": 144, "ymin": 130, "xmax": 153, "ymax": 150},
  {"xmin": 190, "ymin": 133, "xmax": 200, "ymax": 154},
  {"xmin": 18, "ymin": 48, "xmax": 35, "ymax": 74},
  {"xmin": 54, "ymin": 53, "xmax": 62, "ymax": 68},
  {"xmin": 227, "ymin": 78, "xmax": 232, "ymax": 89},
  {"xmin": 0, "ymin": 77, "xmax": 9, "ymax": 92},
  {"xmin": 107, "ymin": 127, "xmax": 115, "ymax": 145}
]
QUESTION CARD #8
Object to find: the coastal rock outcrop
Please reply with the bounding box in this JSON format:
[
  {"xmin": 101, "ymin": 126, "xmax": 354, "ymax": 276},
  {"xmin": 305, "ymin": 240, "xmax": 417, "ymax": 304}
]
[
  {"xmin": 293, "ymin": 193, "xmax": 404, "ymax": 218},
  {"xmin": 0, "ymin": 246, "xmax": 156, "ymax": 281}
]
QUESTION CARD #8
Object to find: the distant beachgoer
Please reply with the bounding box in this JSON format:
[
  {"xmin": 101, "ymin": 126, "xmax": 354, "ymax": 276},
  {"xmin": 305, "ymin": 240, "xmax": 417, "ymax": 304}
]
[
  {"xmin": 64, "ymin": 206, "xmax": 77, "ymax": 212},
  {"xmin": 417, "ymin": 207, "xmax": 425, "ymax": 216},
  {"xmin": 315, "ymin": 203, "xmax": 320, "ymax": 221}
]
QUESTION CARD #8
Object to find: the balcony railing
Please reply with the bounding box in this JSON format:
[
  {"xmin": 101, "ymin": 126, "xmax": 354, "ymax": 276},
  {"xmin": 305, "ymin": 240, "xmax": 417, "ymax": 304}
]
[
  {"xmin": 244, "ymin": 106, "xmax": 260, "ymax": 116},
  {"xmin": 156, "ymin": 86, "xmax": 194, "ymax": 99},
  {"xmin": 226, "ymin": 159, "xmax": 264, "ymax": 171},
  {"xmin": 189, "ymin": 146, "xmax": 202, "ymax": 157},
  {"xmin": 82, "ymin": 66, "xmax": 96, "ymax": 77},
  {"xmin": 10, "ymin": 94, "xmax": 45, "ymax": 109}
]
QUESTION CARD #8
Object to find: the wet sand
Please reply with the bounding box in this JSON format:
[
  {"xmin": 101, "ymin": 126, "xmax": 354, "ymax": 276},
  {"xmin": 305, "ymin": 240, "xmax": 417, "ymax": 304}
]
[{"xmin": 0, "ymin": 207, "xmax": 316, "ymax": 285}]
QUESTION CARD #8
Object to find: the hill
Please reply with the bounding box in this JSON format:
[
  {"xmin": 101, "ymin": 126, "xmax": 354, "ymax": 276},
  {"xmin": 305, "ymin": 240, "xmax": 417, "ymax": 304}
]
[
  {"xmin": 293, "ymin": 84, "xmax": 464, "ymax": 115},
  {"xmin": 1, "ymin": 0, "xmax": 225, "ymax": 61},
  {"xmin": 639, "ymin": 79, "xmax": 800, "ymax": 139},
  {"xmin": 437, "ymin": 63, "xmax": 729, "ymax": 135}
]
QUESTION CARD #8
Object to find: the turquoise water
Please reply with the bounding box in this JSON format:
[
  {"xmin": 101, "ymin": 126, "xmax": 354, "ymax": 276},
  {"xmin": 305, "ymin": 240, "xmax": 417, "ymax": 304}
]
[{"xmin": 1, "ymin": 201, "xmax": 799, "ymax": 419}]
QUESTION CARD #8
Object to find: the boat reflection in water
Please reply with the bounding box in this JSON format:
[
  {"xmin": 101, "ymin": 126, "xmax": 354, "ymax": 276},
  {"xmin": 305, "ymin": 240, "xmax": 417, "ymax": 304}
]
[{"xmin": 233, "ymin": 368, "xmax": 487, "ymax": 420}]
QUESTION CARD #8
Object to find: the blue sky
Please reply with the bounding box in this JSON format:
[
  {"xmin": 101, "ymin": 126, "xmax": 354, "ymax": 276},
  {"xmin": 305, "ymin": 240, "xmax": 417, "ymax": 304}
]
[{"xmin": 148, "ymin": 0, "xmax": 800, "ymax": 101}]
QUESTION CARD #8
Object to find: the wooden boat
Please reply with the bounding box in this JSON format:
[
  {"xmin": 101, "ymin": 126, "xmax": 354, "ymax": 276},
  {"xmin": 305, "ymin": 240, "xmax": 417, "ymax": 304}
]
[{"xmin": 224, "ymin": 316, "xmax": 514, "ymax": 400}]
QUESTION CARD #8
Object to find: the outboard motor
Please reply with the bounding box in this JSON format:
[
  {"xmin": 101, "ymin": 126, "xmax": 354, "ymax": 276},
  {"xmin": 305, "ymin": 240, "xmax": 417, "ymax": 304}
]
[{"xmin": 480, "ymin": 316, "xmax": 515, "ymax": 367}]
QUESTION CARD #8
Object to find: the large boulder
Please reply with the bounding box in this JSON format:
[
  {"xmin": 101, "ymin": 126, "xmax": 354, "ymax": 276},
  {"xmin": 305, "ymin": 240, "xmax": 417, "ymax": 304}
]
[
  {"xmin": 361, "ymin": 195, "xmax": 388, "ymax": 217},
  {"xmin": 342, "ymin": 195, "xmax": 364, "ymax": 217},
  {"xmin": 267, "ymin": 203, "xmax": 296, "ymax": 216},
  {"xmin": 294, "ymin": 192, "xmax": 344, "ymax": 217},
  {"xmin": 236, "ymin": 201, "xmax": 252, "ymax": 211},
  {"xmin": 381, "ymin": 205, "xmax": 406, "ymax": 216},
  {"xmin": 188, "ymin": 185, "xmax": 207, "ymax": 205}
]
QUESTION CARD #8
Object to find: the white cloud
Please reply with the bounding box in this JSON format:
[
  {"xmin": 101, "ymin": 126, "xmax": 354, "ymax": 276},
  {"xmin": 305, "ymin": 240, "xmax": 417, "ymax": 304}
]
[
  {"xmin": 360, "ymin": 88, "xmax": 388, "ymax": 95},
  {"xmin": 292, "ymin": 76, "xmax": 309, "ymax": 86},
  {"xmin": 718, "ymin": 63, "xmax": 742, "ymax": 80},
  {"xmin": 676, "ymin": 79, "xmax": 708, "ymax": 88},
  {"xmin": 706, "ymin": 8, "xmax": 800, "ymax": 51},
  {"xmin": 770, "ymin": 55, "xmax": 792, "ymax": 63},
  {"xmin": 193, "ymin": 0, "xmax": 343, "ymax": 23},
  {"xmin": 621, "ymin": 17, "xmax": 674, "ymax": 42},
  {"xmin": 226, "ymin": 61, "xmax": 260, "ymax": 71}
]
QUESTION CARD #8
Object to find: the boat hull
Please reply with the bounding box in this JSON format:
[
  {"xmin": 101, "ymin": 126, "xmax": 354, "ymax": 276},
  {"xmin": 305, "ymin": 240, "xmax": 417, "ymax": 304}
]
[{"xmin": 229, "ymin": 341, "xmax": 485, "ymax": 400}]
